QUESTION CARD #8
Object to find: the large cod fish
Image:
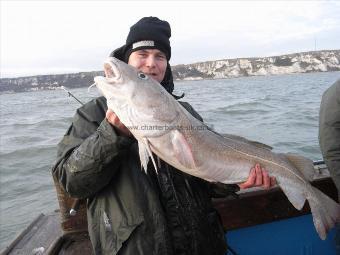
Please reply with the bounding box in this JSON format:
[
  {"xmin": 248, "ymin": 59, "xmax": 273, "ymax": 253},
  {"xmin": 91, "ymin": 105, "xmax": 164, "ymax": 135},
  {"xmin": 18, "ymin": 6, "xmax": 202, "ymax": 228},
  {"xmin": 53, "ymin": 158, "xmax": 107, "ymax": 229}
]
[{"xmin": 93, "ymin": 57, "xmax": 340, "ymax": 240}]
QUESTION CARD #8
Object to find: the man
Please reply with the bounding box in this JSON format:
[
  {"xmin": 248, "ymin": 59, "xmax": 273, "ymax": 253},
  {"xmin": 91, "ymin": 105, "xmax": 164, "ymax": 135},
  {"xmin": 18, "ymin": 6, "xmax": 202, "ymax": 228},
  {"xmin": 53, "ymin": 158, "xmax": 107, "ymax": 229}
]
[
  {"xmin": 319, "ymin": 79, "xmax": 340, "ymax": 252},
  {"xmin": 52, "ymin": 17, "xmax": 275, "ymax": 255}
]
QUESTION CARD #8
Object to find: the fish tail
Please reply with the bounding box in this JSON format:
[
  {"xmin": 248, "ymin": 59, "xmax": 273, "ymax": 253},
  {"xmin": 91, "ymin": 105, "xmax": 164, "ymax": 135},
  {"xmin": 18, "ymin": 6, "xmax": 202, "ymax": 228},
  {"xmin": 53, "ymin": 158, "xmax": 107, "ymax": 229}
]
[{"xmin": 308, "ymin": 186, "xmax": 340, "ymax": 240}]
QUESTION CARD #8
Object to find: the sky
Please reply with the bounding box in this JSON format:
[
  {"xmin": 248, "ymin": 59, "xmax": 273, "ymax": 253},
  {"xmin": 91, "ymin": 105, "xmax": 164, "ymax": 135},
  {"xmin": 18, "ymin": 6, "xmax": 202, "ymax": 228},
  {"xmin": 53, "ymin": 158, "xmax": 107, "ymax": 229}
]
[{"xmin": 1, "ymin": 0, "xmax": 340, "ymax": 78}]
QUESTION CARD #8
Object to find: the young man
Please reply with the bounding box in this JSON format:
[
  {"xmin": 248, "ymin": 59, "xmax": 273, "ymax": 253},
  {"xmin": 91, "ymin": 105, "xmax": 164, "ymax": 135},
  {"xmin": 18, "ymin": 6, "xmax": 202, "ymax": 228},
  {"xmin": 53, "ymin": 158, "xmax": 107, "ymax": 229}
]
[{"xmin": 52, "ymin": 17, "xmax": 275, "ymax": 255}]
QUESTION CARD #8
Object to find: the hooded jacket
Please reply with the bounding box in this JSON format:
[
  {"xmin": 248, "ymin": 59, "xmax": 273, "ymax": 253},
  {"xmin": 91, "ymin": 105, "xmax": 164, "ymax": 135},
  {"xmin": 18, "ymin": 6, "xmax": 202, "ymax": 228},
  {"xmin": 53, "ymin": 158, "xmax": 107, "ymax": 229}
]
[{"xmin": 52, "ymin": 96, "xmax": 234, "ymax": 255}]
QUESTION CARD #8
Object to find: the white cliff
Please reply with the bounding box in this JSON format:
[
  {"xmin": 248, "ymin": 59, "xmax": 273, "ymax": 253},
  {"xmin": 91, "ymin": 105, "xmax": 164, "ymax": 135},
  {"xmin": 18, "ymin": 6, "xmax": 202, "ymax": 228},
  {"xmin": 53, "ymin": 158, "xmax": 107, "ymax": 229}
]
[{"xmin": 172, "ymin": 50, "xmax": 340, "ymax": 80}]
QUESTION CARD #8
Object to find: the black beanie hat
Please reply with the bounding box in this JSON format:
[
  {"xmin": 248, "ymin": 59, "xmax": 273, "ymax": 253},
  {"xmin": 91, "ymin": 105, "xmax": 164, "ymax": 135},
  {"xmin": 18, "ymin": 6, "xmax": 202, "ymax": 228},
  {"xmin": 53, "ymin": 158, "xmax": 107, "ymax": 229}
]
[{"xmin": 123, "ymin": 17, "xmax": 171, "ymax": 61}]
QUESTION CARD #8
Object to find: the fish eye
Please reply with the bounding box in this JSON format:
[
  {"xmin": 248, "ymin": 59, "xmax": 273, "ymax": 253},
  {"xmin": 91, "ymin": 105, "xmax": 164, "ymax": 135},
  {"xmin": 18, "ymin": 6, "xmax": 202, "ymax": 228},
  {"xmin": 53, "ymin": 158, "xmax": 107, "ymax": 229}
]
[{"xmin": 138, "ymin": 72, "xmax": 148, "ymax": 80}]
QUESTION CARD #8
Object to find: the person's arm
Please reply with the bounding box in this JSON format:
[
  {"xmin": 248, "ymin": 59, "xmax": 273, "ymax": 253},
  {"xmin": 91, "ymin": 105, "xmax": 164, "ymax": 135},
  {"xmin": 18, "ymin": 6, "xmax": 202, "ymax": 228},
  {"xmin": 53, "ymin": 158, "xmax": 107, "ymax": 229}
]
[
  {"xmin": 210, "ymin": 164, "xmax": 276, "ymax": 198},
  {"xmin": 319, "ymin": 80, "xmax": 340, "ymax": 194},
  {"xmin": 52, "ymin": 98, "xmax": 133, "ymax": 199}
]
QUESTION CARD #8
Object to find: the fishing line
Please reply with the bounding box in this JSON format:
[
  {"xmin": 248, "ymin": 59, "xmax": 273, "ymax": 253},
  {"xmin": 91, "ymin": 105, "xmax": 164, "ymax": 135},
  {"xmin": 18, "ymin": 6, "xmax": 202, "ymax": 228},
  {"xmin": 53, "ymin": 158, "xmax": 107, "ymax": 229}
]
[{"xmin": 87, "ymin": 82, "xmax": 97, "ymax": 93}]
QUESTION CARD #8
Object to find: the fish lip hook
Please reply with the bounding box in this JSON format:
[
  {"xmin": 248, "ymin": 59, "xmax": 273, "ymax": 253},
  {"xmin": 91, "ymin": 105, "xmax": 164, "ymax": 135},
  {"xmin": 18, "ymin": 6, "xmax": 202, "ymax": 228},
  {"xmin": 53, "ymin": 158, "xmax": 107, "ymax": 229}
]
[{"xmin": 88, "ymin": 82, "xmax": 97, "ymax": 92}]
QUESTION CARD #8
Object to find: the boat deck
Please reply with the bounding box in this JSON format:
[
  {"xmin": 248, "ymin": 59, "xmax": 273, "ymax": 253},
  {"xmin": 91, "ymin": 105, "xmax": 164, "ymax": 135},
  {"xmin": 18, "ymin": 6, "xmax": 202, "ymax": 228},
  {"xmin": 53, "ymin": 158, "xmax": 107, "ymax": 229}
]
[{"xmin": 1, "ymin": 212, "xmax": 92, "ymax": 255}]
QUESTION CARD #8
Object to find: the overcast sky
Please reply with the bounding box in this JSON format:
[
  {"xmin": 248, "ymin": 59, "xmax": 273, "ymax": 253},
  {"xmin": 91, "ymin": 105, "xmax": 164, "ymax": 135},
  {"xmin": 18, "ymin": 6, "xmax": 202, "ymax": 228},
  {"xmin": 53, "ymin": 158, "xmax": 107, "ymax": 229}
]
[{"xmin": 1, "ymin": 0, "xmax": 340, "ymax": 78}]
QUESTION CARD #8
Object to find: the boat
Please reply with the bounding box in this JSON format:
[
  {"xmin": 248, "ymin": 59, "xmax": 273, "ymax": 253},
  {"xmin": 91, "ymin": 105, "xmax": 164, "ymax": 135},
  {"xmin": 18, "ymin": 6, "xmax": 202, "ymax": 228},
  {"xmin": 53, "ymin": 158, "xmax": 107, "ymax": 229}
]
[{"xmin": 1, "ymin": 161, "xmax": 338, "ymax": 255}]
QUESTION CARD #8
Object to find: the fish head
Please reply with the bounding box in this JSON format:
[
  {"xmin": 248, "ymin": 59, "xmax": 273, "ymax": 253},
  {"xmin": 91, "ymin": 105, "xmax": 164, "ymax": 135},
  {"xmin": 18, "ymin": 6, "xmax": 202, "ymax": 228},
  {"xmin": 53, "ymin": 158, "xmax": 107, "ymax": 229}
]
[{"xmin": 94, "ymin": 57, "xmax": 172, "ymax": 112}]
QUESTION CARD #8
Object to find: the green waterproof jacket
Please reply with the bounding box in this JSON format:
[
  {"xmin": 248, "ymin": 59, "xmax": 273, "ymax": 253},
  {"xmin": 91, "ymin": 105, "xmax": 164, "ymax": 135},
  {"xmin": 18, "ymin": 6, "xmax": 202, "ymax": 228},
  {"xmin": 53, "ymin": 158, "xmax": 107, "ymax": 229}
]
[
  {"xmin": 52, "ymin": 96, "xmax": 233, "ymax": 255},
  {"xmin": 319, "ymin": 79, "xmax": 340, "ymax": 196}
]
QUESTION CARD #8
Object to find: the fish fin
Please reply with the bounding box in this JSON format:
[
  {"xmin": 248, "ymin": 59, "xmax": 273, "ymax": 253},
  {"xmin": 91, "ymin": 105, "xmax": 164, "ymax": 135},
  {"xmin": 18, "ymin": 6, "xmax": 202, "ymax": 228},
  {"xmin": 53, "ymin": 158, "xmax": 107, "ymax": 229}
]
[
  {"xmin": 171, "ymin": 130, "xmax": 196, "ymax": 169},
  {"xmin": 279, "ymin": 184, "xmax": 306, "ymax": 210},
  {"xmin": 285, "ymin": 153, "xmax": 315, "ymax": 181},
  {"xmin": 308, "ymin": 187, "xmax": 340, "ymax": 240},
  {"xmin": 248, "ymin": 141, "xmax": 273, "ymax": 151},
  {"xmin": 222, "ymin": 134, "xmax": 273, "ymax": 150},
  {"xmin": 143, "ymin": 138, "xmax": 158, "ymax": 174},
  {"xmin": 138, "ymin": 141, "xmax": 150, "ymax": 173}
]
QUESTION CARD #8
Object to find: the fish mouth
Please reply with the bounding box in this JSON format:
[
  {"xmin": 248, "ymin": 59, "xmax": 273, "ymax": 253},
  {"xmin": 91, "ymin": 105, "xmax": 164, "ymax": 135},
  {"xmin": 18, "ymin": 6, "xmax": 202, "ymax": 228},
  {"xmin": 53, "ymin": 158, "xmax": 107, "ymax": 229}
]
[
  {"xmin": 103, "ymin": 57, "xmax": 121, "ymax": 83},
  {"xmin": 90, "ymin": 57, "xmax": 122, "ymax": 92}
]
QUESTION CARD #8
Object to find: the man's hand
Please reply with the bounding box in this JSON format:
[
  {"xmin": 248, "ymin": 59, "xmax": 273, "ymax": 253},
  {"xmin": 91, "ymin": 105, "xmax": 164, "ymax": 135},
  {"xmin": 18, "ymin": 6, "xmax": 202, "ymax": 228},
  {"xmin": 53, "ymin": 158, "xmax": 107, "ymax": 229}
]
[
  {"xmin": 238, "ymin": 164, "xmax": 276, "ymax": 190},
  {"xmin": 106, "ymin": 109, "xmax": 132, "ymax": 137}
]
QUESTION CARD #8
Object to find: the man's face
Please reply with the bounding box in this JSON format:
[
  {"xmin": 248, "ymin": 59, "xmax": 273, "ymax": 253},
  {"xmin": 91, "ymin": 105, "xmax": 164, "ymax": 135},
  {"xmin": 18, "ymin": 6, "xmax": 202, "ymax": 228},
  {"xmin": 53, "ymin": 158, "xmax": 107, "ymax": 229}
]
[{"xmin": 128, "ymin": 49, "xmax": 167, "ymax": 83}]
